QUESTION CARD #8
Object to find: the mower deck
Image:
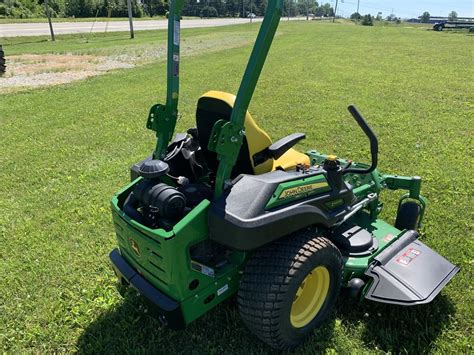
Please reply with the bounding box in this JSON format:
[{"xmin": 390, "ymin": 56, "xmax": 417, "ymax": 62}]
[{"xmin": 364, "ymin": 231, "xmax": 459, "ymax": 305}]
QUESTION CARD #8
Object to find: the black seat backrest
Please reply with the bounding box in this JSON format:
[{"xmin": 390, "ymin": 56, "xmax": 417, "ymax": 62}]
[{"xmin": 196, "ymin": 96, "xmax": 253, "ymax": 177}]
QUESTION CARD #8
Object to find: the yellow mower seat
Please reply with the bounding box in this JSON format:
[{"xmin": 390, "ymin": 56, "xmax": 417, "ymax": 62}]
[
  {"xmin": 196, "ymin": 91, "xmax": 310, "ymax": 176},
  {"xmin": 272, "ymin": 148, "xmax": 309, "ymax": 172}
]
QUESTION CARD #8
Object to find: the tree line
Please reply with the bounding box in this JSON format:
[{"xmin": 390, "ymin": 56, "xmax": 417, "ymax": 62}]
[
  {"xmin": 348, "ymin": 10, "xmax": 461, "ymax": 27},
  {"xmin": 420, "ymin": 10, "xmax": 459, "ymax": 23},
  {"xmin": 0, "ymin": 0, "xmax": 336, "ymax": 19}
]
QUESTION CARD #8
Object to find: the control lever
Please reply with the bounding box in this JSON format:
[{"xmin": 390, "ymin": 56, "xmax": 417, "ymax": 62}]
[{"xmin": 343, "ymin": 105, "xmax": 379, "ymax": 175}]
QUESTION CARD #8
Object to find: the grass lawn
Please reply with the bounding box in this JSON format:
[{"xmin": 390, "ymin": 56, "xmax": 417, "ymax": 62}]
[
  {"xmin": 0, "ymin": 22, "xmax": 472, "ymax": 353},
  {"xmin": 2, "ymin": 25, "xmax": 259, "ymax": 57}
]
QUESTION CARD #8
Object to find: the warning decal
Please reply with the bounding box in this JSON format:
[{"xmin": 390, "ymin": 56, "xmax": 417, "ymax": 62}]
[
  {"xmin": 396, "ymin": 248, "xmax": 421, "ymax": 266},
  {"xmin": 217, "ymin": 284, "xmax": 229, "ymax": 296},
  {"xmin": 173, "ymin": 20, "xmax": 180, "ymax": 46}
]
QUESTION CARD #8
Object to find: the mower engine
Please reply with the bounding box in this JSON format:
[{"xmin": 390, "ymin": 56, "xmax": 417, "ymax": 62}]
[{"xmin": 123, "ymin": 132, "xmax": 213, "ymax": 230}]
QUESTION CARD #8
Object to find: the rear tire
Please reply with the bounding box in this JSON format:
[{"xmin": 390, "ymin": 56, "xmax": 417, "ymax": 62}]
[{"xmin": 238, "ymin": 231, "xmax": 342, "ymax": 350}]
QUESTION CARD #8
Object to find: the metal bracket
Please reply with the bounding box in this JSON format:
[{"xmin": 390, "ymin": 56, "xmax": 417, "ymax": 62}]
[
  {"xmin": 208, "ymin": 120, "xmax": 244, "ymax": 196},
  {"xmin": 208, "ymin": 120, "xmax": 243, "ymax": 156},
  {"xmin": 383, "ymin": 175, "xmax": 422, "ymax": 199},
  {"xmin": 382, "ymin": 174, "xmax": 426, "ymax": 228},
  {"xmin": 147, "ymin": 103, "xmax": 177, "ymax": 159}
]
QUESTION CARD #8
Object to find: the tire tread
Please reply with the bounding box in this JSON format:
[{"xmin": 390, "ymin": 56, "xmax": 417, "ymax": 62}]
[{"xmin": 238, "ymin": 231, "xmax": 342, "ymax": 349}]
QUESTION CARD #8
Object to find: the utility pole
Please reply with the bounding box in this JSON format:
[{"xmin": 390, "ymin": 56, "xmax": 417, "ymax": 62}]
[
  {"xmin": 43, "ymin": 0, "xmax": 55, "ymax": 41},
  {"xmin": 287, "ymin": 0, "xmax": 290, "ymax": 21},
  {"xmin": 250, "ymin": 0, "xmax": 253, "ymax": 22},
  {"xmin": 105, "ymin": 6, "xmax": 112, "ymax": 33},
  {"xmin": 333, "ymin": 0, "xmax": 338, "ymax": 23},
  {"xmin": 356, "ymin": 0, "xmax": 360, "ymax": 14},
  {"xmin": 127, "ymin": 0, "xmax": 135, "ymax": 39}
]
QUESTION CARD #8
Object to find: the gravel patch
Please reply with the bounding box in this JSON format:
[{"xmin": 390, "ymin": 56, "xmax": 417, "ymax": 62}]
[
  {"xmin": 0, "ymin": 33, "xmax": 256, "ymax": 92},
  {"xmin": 0, "ymin": 53, "xmax": 134, "ymax": 92}
]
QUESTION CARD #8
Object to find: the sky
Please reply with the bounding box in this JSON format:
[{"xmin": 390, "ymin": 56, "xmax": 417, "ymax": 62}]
[{"xmin": 332, "ymin": 0, "xmax": 474, "ymax": 19}]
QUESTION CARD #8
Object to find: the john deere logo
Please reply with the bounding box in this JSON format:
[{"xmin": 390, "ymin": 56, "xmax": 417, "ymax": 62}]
[
  {"xmin": 129, "ymin": 238, "xmax": 141, "ymax": 257},
  {"xmin": 279, "ymin": 182, "xmax": 329, "ymax": 199}
]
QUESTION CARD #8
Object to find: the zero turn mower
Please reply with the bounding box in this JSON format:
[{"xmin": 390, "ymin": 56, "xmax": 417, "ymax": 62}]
[{"xmin": 109, "ymin": 0, "xmax": 458, "ymax": 349}]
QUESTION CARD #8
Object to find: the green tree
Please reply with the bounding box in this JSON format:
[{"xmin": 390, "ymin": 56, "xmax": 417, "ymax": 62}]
[
  {"xmin": 283, "ymin": 0, "xmax": 298, "ymax": 17},
  {"xmin": 361, "ymin": 13, "xmax": 373, "ymax": 26},
  {"xmin": 253, "ymin": 0, "xmax": 267, "ymax": 16},
  {"xmin": 38, "ymin": 0, "xmax": 66, "ymax": 17},
  {"xmin": 212, "ymin": 0, "xmax": 226, "ymax": 17},
  {"xmin": 314, "ymin": 4, "xmax": 323, "ymax": 16},
  {"xmin": 65, "ymin": 0, "xmax": 99, "ymax": 17},
  {"xmin": 297, "ymin": 0, "xmax": 318, "ymax": 19},
  {"xmin": 223, "ymin": 0, "xmax": 240, "ymax": 17},
  {"xmin": 320, "ymin": 2, "xmax": 333, "ymax": 16},
  {"xmin": 350, "ymin": 12, "xmax": 361, "ymax": 20},
  {"xmin": 420, "ymin": 11, "xmax": 430, "ymax": 23},
  {"xmin": 143, "ymin": 0, "xmax": 167, "ymax": 16},
  {"xmin": 200, "ymin": 5, "xmax": 217, "ymax": 17},
  {"xmin": 182, "ymin": 0, "xmax": 198, "ymax": 16},
  {"xmin": 448, "ymin": 10, "xmax": 457, "ymax": 21},
  {"xmin": 247, "ymin": 2, "xmax": 257, "ymax": 15}
]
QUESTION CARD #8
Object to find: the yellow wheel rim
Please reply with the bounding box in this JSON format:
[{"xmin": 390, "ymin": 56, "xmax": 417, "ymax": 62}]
[{"xmin": 290, "ymin": 266, "xmax": 330, "ymax": 328}]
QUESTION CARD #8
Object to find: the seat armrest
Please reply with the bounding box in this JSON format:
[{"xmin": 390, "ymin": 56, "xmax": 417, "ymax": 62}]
[{"xmin": 253, "ymin": 133, "xmax": 306, "ymax": 166}]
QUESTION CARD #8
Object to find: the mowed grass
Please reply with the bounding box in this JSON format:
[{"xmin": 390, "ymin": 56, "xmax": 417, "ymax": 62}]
[
  {"xmin": 1, "ymin": 22, "xmax": 473, "ymax": 353},
  {"xmin": 2, "ymin": 24, "xmax": 260, "ymax": 56}
]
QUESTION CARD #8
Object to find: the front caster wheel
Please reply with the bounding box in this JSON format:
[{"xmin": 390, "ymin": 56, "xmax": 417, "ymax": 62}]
[{"xmin": 238, "ymin": 232, "xmax": 342, "ymax": 350}]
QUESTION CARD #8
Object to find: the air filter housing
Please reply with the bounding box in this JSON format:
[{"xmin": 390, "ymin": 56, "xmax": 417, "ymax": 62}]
[{"xmin": 137, "ymin": 159, "xmax": 169, "ymax": 179}]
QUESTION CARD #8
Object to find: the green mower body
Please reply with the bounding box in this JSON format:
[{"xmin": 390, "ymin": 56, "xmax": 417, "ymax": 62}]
[
  {"xmin": 108, "ymin": 0, "xmax": 458, "ymax": 348},
  {"xmin": 110, "ymin": 148, "xmax": 457, "ymax": 330}
]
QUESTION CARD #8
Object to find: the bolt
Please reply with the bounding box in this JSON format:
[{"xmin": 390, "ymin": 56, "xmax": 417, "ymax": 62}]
[{"xmin": 230, "ymin": 136, "xmax": 238, "ymax": 143}]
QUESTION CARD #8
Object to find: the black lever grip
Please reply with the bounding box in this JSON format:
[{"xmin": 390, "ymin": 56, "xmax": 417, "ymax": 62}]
[{"xmin": 343, "ymin": 105, "xmax": 378, "ymax": 175}]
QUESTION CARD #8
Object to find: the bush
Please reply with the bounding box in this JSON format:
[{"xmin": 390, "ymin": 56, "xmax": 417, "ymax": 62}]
[
  {"xmin": 361, "ymin": 14, "xmax": 373, "ymax": 26},
  {"xmin": 2, "ymin": 0, "xmax": 44, "ymax": 18},
  {"xmin": 65, "ymin": 0, "xmax": 143, "ymax": 18},
  {"xmin": 143, "ymin": 0, "xmax": 167, "ymax": 17},
  {"xmin": 0, "ymin": 4, "xmax": 7, "ymax": 16}
]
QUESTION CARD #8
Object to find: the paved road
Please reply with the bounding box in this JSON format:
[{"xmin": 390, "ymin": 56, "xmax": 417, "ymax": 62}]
[{"xmin": 0, "ymin": 18, "xmax": 272, "ymax": 38}]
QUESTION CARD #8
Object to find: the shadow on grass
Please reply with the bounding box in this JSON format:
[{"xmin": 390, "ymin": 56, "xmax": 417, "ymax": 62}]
[
  {"xmin": 76, "ymin": 288, "xmax": 335, "ymax": 354},
  {"xmin": 3, "ymin": 39, "xmax": 49, "ymax": 47},
  {"xmin": 336, "ymin": 292, "xmax": 456, "ymax": 353},
  {"xmin": 78, "ymin": 36, "xmax": 142, "ymax": 45},
  {"xmin": 77, "ymin": 288, "xmax": 454, "ymax": 353}
]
